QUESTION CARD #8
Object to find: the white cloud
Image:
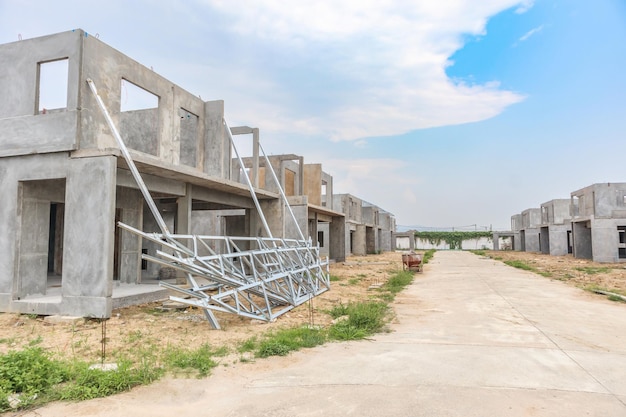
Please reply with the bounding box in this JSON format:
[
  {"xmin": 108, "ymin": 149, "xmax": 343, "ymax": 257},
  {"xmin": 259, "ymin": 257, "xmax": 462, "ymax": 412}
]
[
  {"xmin": 323, "ymin": 157, "xmax": 423, "ymax": 216},
  {"xmin": 515, "ymin": 0, "xmax": 535, "ymax": 14},
  {"xmin": 200, "ymin": 0, "xmax": 530, "ymax": 141},
  {"xmin": 519, "ymin": 25, "xmax": 544, "ymax": 42}
]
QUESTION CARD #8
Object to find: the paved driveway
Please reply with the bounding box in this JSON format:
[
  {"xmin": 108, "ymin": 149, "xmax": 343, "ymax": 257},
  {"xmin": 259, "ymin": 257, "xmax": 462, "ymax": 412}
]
[{"xmin": 25, "ymin": 251, "xmax": 626, "ymax": 416}]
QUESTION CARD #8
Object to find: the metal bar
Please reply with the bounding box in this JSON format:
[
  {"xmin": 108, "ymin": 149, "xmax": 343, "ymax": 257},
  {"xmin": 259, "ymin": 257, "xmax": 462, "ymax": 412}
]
[
  {"xmin": 259, "ymin": 142, "xmax": 306, "ymax": 241},
  {"xmin": 225, "ymin": 119, "xmax": 273, "ymax": 239},
  {"xmin": 86, "ymin": 79, "xmax": 172, "ymax": 239}
]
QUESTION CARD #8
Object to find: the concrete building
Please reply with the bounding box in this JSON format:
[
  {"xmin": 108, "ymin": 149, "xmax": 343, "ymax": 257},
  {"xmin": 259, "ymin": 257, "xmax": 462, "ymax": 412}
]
[
  {"xmin": 496, "ymin": 214, "xmax": 523, "ymax": 251},
  {"xmin": 236, "ymin": 153, "xmax": 346, "ymax": 261},
  {"xmin": 571, "ymin": 183, "xmax": 626, "ymax": 263},
  {"xmin": 0, "ymin": 29, "xmax": 398, "ymax": 320},
  {"xmin": 0, "ymin": 30, "xmax": 308, "ymax": 318},
  {"xmin": 519, "ymin": 208, "xmax": 541, "ymax": 252},
  {"xmin": 333, "ymin": 194, "xmax": 396, "ymax": 256},
  {"xmin": 538, "ymin": 199, "xmax": 572, "ymax": 256}
]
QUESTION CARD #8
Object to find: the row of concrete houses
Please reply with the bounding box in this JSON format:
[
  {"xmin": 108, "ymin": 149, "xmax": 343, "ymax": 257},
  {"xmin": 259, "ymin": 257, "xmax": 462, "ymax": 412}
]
[
  {"xmin": 507, "ymin": 183, "xmax": 626, "ymax": 263},
  {"xmin": 0, "ymin": 30, "xmax": 395, "ymax": 319}
]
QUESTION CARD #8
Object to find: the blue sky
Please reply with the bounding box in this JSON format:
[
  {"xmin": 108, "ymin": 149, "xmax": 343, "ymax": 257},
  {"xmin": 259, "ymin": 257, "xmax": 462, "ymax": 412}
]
[{"xmin": 1, "ymin": 0, "xmax": 625, "ymax": 230}]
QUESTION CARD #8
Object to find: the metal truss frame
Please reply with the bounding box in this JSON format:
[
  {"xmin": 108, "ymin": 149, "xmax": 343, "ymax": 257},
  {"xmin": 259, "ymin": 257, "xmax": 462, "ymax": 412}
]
[{"xmin": 87, "ymin": 79, "xmax": 330, "ymax": 329}]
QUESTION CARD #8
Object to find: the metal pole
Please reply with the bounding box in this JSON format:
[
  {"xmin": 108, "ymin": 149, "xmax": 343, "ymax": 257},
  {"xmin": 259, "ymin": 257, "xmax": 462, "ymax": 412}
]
[
  {"xmin": 258, "ymin": 143, "xmax": 306, "ymax": 242},
  {"xmin": 86, "ymin": 79, "xmax": 172, "ymax": 238},
  {"xmin": 224, "ymin": 119, "xmax": 273, "ymax": 239}
]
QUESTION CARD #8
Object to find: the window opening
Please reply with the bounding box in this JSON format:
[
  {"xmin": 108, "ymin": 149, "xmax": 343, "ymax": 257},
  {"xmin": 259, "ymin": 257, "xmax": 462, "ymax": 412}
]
[
  {"xmin": 120, "ymin": 79, "xmax": 158, "ymax": 111},
  {"xmin": 619, "ymin": 225, "xmax": 626, "ymax": 259},
  {"xmin": 318, "ymin": 231, "xmax": 324, "ymax": 247},
  {"xmin": 37, "ymin": 59, "xmax": 69, "ymax": 113},
  {"xmin": 119, "ymin": 79, "xmax": 159, "ymax": 155}
]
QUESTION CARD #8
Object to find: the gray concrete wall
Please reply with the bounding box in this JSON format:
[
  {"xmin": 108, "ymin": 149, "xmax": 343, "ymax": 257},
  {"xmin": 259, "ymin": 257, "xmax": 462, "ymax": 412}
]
[
  {"xmin": 0, "ymin": 152, "xmax": 117, "ymax": 317},
  {"xmin": 0, "ymin": 31, "xmax": 82, "ymax": 157}
]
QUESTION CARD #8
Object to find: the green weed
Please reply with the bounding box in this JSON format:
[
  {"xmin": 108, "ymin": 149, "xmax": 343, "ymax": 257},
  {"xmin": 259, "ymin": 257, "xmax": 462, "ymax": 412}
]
[
  {"xmin": 384, "ymin": 270, "xmax": 414, "ymax": 294},
  {"xmin": 256, "ymin": 327, "xmax": 326, "ymax": 358},
  {"xmin": 163, "ymin": 343, "xmax": 222, "ymax": 378},
  {"xmin": 503, "ymin": 260, "xmax": 534, "ymax": 271},
  {"xmin": 422, "ymin": 250, "xmax": 436, "ymax": 264},
  {"xmin": 575, "ymin": 266, "xmax": 611, "ymax": 274}
]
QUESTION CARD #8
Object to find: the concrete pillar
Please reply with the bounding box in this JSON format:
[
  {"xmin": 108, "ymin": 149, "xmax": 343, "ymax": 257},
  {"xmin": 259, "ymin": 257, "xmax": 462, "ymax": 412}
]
[
  {"xmin": 116, "ymin": 187, "xmax": 143, "ymax": 284},
  {"xmin": 329, "ymin": 217, "xmax": 346, "ymax": 262},
  {"xmin": 204, "ymin": 100, "xmax": 229, "ymax": 178},
  {"xmin": 62, "ymin": 156, "xmax": 116, "ymax": 318},
  {"xmin": 353, "ymin": 224, "xmax": 367, "ymax": 256}
]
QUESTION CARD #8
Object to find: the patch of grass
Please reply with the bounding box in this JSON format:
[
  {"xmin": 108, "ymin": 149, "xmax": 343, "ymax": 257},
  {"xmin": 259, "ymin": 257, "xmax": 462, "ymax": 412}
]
[
  {"xmin": 607, "ymin": 294, "xmax": 626, "ymax": 303},
  {"xmin": 59, "ymin": 358, "xmax": 162, "ymax": 401},
  {"xmin": 328, "ymin": 301, "xmax": 388, "ymax": 341},
  {"xmin": 256, "ymin": 327, "xmax": 326, "ymax": 358},
  {"xmin": 471, "ymin": 250, "xmax": 487, "ymax": 256},
  {"xmin": 348, "ymin": 278, "xmax": 360, "ymax": 285},
  {"xmin": 538, "ymin": 271, "xmax": 553, "ymax": 278},
  {"xmin": 163, "ymin": 343, "xmax": 222, "ymax": 377},
  {"xmin": 575, "ymin": 266, "xmax": 611, "ymax": 275},
  {"xmin": 126, "ymin": 330, "xmax": 144, "ymax": 343},
  {"xmin": 583, "ymin": 285, "xmax": 626, "ymax": 301},
  {"xmin": 384, "ymin": 270, "xmax": 414, "ymax": 294},
  {"xmin": 329, "ymin": 275, "xmax": 341, "ymax": 282},
  {"xmin": 422, "ymin": 250, "xmax": 436, "ymax": 264},
  {"xmin": 238, "ymin": 337, "xmax": 257, "ymax": 353},
  {"xmin": 327, "ymin": 303, "xmax": 350, "ymax": 319},
  {"xmin": 503, "ymin": 260, "xmax": 534, "ymax": 271},
  {"xmin": 0, "ymin": 347, "xmax": 69, "ymax": 410}
]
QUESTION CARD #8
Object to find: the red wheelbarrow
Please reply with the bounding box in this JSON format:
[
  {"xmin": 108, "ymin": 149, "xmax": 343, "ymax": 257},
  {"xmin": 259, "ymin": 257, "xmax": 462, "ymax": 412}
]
[{"xmin": 402, "ymin": 252, "xmax": 423, "ymax": 273}]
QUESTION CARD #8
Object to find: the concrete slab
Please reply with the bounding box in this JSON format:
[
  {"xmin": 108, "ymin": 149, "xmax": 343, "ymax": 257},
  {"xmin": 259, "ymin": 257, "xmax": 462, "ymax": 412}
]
[{"xmin": 21, "ymin": 251, "xmax": 626, "ymax": 416}]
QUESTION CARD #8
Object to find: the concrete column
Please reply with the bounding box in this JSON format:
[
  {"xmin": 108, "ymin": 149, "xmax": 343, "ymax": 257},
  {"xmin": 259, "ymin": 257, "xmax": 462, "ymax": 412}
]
[
  {"xmin": 329, "ymin": 217, "xmax": 346, "ymax": 262},
  {"xmin": 62, "ymin": 155, "xmax": 116, "ymax": 318},
  {"xmin": 204, "ymin": 100, "xmax": 229, "ymax": 178},
  {"xmin": 116, "ymin": 187, "xmax": 143, "ymax": 284},
  {"xmin": 354, "ymin": 225, "xmax": 367, "ymax": 256},
  {"xmin": 176, "ymin": 184, "xmax": 193, "ymax": 235}
]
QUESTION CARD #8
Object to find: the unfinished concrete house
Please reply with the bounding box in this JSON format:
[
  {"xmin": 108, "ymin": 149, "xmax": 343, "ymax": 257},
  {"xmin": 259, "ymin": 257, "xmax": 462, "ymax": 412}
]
[
  {"xmin": 570, "ymin": 183, "xmax": 626, "ymax": 263},
  {"xmin": 519, "ymin": 208, "xmax": 541, "ymax": 252},
  {"xmin": 233, "ymin": 152, "xmax": 345, "ymax": 261},
  {"xmin": 332, "ymin": 194, "xmax": 396, "ymax": 255},
  {"xmin": 0, "ymin": 30, "xmax": 328, "ymax": 321},
  {"xmin": 538, "ymin": 199, "xmax": 572, "ymax": 256},
  {"xmin": 493, "ymin": 214, "xmax": 523, "ymax": 251},
  {"xmin": 362, "ymin": 203, "xmax": 396, "ymax": 253}
]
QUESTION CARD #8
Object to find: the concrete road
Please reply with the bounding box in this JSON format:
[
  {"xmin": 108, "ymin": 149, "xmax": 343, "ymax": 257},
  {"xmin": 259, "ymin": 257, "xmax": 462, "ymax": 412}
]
[{"xmin": 24, "ymin": 251, "xmax": 626, "ymax": 416}]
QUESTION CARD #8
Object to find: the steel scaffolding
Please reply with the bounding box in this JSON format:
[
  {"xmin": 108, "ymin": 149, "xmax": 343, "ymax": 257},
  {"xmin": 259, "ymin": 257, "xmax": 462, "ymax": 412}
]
[{"xmin": 88, "ymin": 79, "xmax": 330, "ymax": 329}]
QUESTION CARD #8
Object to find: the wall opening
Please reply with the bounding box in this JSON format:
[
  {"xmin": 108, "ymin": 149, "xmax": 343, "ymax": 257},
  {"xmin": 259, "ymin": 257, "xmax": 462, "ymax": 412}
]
[
  {"xmin": 37, "ymin": 58, "xmax": 69, "ymax": 114},
  {"xmin": 318, "ymin": 231, "xmax": 324, "ymax": 247},
  {"xmin": 567, "ymin": 230, "xmax": 573, "ymax": 254},
  {"xmin": 120, "ymin": 79, "xmax": 159, "ymax": 155},
  {"xmin": 17, "ymin": 179, "xmax": 66, "ymax": 300},
  {"xmin": 618, "ymin": 226, "xmax": 626, "ymax": 259}
]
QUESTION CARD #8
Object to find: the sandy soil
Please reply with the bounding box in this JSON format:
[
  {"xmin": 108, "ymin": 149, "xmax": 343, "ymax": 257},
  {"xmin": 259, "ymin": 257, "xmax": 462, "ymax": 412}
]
[
  {"xmin": 0, "ymin": 251, "xmax": 407, "ymax": 362},
  {"xmin": 1, "ymin": 249, "xmax": 624, "ymax": 364},
  {"xmin": 481, "ymin": 250, "xmax": 626, "ymax": 295}
]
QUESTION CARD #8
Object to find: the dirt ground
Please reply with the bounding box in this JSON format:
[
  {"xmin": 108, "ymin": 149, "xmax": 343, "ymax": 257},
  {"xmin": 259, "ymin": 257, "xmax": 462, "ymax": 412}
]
[
  {"xmin": 481, "ymin": 250, "xmax": 626, "ymax": 295},
  {"xmin": 1, "ymin": 250, "xmax": 624, "ymax": 364},
  {"xmin": 0, "ymin": 251, "xmax": 407, "ymax": 362}
]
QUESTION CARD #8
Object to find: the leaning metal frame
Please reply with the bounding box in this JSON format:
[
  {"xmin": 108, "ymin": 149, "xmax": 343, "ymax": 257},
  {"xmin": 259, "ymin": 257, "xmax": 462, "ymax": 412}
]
[{"xmin": 87, "ymin": 79, "xmax": 330, "ymax": 329}]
